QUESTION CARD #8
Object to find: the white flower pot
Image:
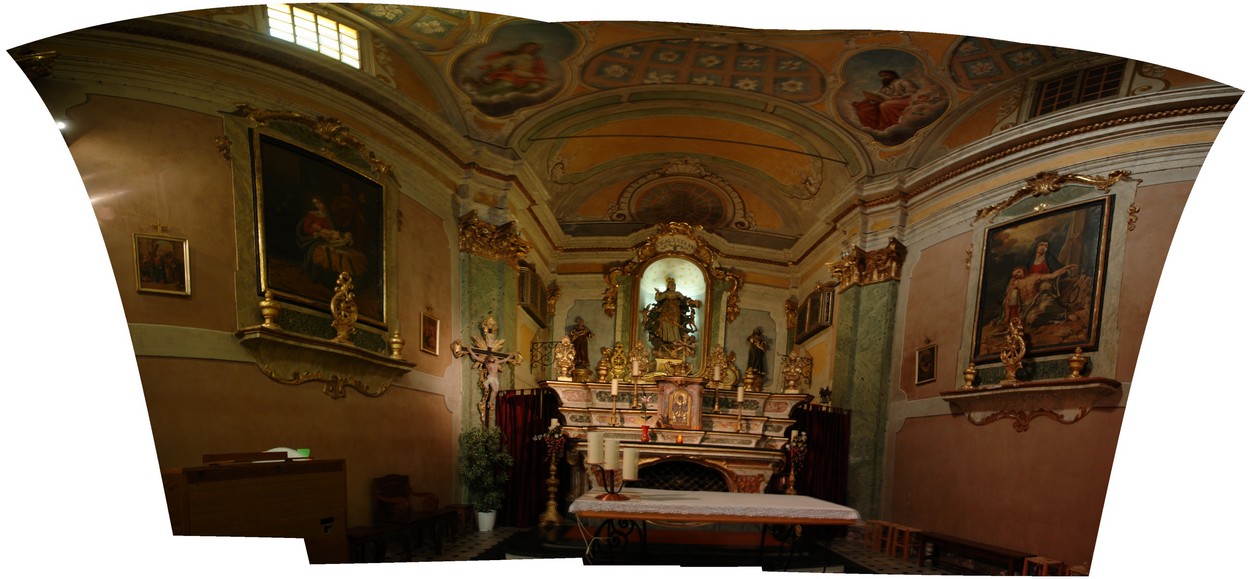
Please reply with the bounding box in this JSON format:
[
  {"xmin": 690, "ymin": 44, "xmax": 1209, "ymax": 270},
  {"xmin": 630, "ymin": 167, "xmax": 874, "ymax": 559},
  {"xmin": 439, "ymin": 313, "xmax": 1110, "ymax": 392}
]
[{"xmin": 476, "ymin": 510, "xmax": 497, "ymax": 532}]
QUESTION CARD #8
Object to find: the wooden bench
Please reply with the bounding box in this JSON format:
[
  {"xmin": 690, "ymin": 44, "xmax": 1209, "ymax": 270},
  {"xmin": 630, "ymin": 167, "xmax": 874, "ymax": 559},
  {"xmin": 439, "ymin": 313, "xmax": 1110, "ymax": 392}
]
[{"xmin": 920, "ymin": 531, "xmax": 1035, "ymax": 576}]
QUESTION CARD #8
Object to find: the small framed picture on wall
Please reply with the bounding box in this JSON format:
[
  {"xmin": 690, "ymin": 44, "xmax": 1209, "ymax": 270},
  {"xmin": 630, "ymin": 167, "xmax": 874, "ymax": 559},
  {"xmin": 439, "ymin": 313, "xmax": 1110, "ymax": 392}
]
[
  {"xmin": 134, "ymin": 233, "xmax": 190, "ymax": 296},
  {"xmin": 420, "ymin": 312, "xmax": 440, "ymax": 355},
  {"xmin": 915, "ymin": 343, "xmax": 936, "ymax": 385}
]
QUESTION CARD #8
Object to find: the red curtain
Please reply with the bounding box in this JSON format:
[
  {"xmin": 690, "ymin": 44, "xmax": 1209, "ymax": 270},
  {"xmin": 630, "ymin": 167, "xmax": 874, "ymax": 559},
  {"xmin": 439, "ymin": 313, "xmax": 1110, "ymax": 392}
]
[
  {"xmin": 495, "ymin": 388, "xmax": 562, "ymax": 527},
  {"xmin": 792, "ymin": 403, "xmax": 851, "ymax": 505}
]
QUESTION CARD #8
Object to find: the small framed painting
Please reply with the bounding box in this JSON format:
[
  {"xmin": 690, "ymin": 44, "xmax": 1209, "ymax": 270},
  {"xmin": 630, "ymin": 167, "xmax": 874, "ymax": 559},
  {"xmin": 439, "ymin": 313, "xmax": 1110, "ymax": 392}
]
[
  {"xmin": 134, "ymin": 233, "xmax": 190, "ymax": 296},
  {"xmin": 915, "ymin": 344, "xmax": 936, "ymax": 385},
  {"xmin": 420, "ymin": 312, "xmax": 440, "ymax": 355}
]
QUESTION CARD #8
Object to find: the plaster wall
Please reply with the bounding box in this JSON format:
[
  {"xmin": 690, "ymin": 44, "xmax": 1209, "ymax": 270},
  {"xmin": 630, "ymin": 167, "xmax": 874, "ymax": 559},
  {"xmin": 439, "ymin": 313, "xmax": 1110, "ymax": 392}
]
[{"xmin": 64, "ymin": 91, "xmax": 458, "ymax": 529}]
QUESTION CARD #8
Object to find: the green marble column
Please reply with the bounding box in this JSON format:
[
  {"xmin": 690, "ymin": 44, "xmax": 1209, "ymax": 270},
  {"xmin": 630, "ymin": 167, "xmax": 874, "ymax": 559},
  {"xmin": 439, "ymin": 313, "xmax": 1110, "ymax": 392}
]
[
  {"xmin": 829, "ymin": 280, "xmax": 898, "ymax": 519},
  {"xmin": 459, "ymin": 252, "xmax": 519, "ymax": 429}
]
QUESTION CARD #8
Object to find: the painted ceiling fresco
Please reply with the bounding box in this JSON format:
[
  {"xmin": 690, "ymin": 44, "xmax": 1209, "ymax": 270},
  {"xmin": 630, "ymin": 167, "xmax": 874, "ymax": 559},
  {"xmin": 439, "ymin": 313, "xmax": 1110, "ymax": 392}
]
[{"xmin": 328, "ymin": 4, "xmax": 1205, "ymax": 252}]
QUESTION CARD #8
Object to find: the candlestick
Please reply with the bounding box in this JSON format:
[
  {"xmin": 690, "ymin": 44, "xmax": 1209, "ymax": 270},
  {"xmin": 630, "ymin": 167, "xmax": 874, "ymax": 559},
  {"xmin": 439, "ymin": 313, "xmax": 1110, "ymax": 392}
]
[{"xmin": 631, "ymin": 374, "xmax": 640, "ymax": 409}]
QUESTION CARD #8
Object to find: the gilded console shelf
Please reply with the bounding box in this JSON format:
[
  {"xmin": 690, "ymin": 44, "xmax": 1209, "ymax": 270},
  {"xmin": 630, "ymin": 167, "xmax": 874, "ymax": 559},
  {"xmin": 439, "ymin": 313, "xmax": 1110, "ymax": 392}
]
[
  {"xmin": 940, "ymin": 377, "xmax": 1121, "ymax": 432},
  {"xmin": 236, "ymin": 325, "xmax": 415, "ymax": 399}
]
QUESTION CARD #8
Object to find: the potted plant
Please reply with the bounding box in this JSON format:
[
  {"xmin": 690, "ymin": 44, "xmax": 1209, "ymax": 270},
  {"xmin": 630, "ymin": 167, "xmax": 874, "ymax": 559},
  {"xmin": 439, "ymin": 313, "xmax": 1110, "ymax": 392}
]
[{"xmin": 458, "ymin": 425, "xmax": 514, "ymax": 532}]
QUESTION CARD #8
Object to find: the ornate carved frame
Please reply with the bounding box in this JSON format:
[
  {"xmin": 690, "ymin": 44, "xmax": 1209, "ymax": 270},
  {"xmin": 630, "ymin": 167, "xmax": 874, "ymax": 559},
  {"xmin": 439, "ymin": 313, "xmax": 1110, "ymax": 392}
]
[{"xmin": 601, "ymin": 223, "xmax": 743, "ymax": 374}]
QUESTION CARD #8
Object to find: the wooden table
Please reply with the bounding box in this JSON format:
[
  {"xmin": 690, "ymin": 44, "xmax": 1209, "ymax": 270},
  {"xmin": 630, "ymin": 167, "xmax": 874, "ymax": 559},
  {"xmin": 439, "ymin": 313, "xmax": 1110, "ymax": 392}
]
[{"xmin": 569, "ymin": 487, "xmax": 860, "ymax": 567}]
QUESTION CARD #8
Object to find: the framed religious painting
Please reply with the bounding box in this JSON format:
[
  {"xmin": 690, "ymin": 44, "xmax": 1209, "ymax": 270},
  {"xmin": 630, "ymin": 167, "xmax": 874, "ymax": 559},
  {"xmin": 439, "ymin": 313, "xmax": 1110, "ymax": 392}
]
[
  {"xmin": 972, "ymin": 196, "xmax": 1112, "ymax": 363},
  {"xmin": 253, "ymin": 133, "xmax": 386, "ymax": 327},
  {"xmin": 915, "ymin": 343, "xmax": 936, "ymax": 385},
  {"xmin": 420, "ymin": 312, "xmax": 440, "ymax": 355},
  {"xmin": 134, "ymin": 233, "xmax": 190, "ymax": 296}
]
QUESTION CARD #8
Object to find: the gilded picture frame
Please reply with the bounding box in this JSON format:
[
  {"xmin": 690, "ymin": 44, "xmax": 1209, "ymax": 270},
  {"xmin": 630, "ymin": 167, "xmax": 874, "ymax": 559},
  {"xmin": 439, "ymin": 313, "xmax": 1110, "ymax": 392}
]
[
  {"xmin": 915, "ymin": 343, "xmax": 936, "ymax": 385},
  {"xmin": 420, "ymin": 312, "xmax": 440, "ymax": 355},
  {"xmin": 972, "ymin": 197, "xmax": 1112, "ymax": 362},
  {"xmin": 134, "ymin": 233, "xmax": 190, "ymax": 296},
  {"xmin": 254, "ymin": 132, "xmax": 386, "ymax": 327}
]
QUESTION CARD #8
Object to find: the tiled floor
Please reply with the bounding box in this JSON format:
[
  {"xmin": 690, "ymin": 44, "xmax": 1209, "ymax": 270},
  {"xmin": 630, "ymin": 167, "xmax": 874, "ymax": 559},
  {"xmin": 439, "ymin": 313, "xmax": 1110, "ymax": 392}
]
[{"xmin": 387, "ymin": 525, "xmax": 954, "ymax": 574}]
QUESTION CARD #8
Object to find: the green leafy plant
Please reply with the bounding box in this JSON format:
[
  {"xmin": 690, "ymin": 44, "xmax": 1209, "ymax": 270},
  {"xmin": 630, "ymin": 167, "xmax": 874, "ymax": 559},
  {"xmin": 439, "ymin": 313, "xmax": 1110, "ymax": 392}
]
[{"xmin": 458, "ymin": 425, "xmax": 514, "ymax": 512}]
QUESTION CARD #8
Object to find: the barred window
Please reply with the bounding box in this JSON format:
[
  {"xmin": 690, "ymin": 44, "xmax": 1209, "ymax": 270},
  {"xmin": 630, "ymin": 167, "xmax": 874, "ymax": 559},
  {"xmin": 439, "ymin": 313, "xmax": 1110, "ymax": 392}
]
[
  {"xmin": 1032, "ymin": 60, "xmax": 1125, "ymax": 117},
  {"xmin": 267, "ymin": 4, "xmax": 360, "ymax": 69}
]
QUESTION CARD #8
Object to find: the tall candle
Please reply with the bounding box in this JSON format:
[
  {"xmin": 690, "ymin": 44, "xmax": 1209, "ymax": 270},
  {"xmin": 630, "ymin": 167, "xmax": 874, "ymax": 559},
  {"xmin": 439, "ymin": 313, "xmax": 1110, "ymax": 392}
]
[
  {"xmin": 632, "ymin": 360, "xmax": 641, "ymax": 376},
  {"xmin": 550, "ymin": 418, "xmax": 560, "ymax": 430},
  {"xmin": 790, "ymin": 430, "xmax": 797, "ymax": 441},
  {"xmin": 713, "ymin": 365, "xmax": 721, "ymax": 381},
  {"xmin": 587, "ymin": 432, "xmax": 604, "ymax": 464},
  {"xmin": 737, "ymin": 386, "xmax": 744, "ymax": 402},
  {"xmin": 623, "ymin": 448, "xmax": 640, "ymax": 480},
  {"xmin": 611, "ymin": 378, "xmax": 619, "ymax": 396},
  {"xmin": 604, "ymin": 439, "xmax": 620, "ymax": 470}
]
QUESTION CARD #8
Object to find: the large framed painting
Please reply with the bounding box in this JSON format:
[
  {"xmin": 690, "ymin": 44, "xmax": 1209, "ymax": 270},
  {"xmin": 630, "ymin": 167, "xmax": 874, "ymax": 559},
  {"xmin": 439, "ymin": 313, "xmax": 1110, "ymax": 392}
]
[
  {"xmin": 254, "ymin": 133, "xmax": 385, "ymax": 327},
  {"xmin": 972, "ymin": 197, "xmax": 1113, "ymax": 363}
]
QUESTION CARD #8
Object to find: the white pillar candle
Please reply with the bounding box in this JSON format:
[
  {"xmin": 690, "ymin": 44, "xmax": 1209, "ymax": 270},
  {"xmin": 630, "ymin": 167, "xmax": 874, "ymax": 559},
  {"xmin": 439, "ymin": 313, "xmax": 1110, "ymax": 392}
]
[
  {"xmin": 713, "ymin": 365, "xmax": 721, "ymax": 381},
  {"xmin": 550, "ymin": 418, "xmax": 560, "ymax": 430},
  {"xmin": 604, "ymin": 439, "xmax": 620, "ymax": 470},
  {"xmin": 586, "ymin": 431, "xmax": 604, "ymax": 464},
  {"xmin": 611, "ymin": 378, "xmax": 619, "ymax": 396},
  {"xmin": 632, "ymin": 360, "xmax": 641, "ymax": 376},
  {"xmin": 623, "ymin": 448, "xmax": 640, "ymax": 480},
  {"xmin": 791, "ymin": 430, "xmax": 797, "ymax": 441},
  {"xmin": 737, "ymin": 386, "xmax": 744, "ymax": 402}
]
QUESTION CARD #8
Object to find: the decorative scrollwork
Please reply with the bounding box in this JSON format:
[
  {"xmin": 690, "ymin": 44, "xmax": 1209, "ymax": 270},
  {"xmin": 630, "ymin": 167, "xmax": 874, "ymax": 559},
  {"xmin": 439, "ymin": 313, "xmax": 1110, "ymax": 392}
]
[
  {"xmin": 330, "ymin": 272, "xmax": 358, "ymax": 343},
  {"xmin": 457, "ymin": 210, "xmax": 532, "ymax": 267},
  {"xmin": 259, "ymin": 366, "xmax": 388, "ymax": 399},
  {"xmin": 975, "ymin": 170, "xmax": 1133, "ymax": 222},
  {"xmin": 230, "ymin": 104, "xmax": 392, "ymax": 176}
]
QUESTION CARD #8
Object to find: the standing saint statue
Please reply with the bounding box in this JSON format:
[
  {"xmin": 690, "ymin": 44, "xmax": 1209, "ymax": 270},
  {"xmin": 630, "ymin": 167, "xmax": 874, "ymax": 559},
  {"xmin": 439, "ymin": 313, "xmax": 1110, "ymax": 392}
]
[
  {"xmin": 642, "ymin": 277, "xmax": 701, "ymax": 359},
  {"xmin": 567, "ymin": 317, "xmax": 593, "ymax": 369},
  {"xmin": 746, "ymin": 327, "xmax": 768, "ymax": 377}
]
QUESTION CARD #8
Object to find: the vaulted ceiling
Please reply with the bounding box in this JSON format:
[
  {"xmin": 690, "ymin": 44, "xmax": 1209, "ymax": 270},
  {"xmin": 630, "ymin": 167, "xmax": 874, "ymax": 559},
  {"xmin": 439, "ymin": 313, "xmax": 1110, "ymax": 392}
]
[{"xmin": 52, "ymin": 4, "xmax": 1222, "ymax": 255}]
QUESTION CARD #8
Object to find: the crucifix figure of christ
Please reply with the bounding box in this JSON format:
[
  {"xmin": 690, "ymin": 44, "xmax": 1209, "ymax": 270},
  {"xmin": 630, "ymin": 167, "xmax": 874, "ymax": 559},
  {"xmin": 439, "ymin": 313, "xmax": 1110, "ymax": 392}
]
[{"xmin": 452, "ymin": 315, "xmax": 523, "ymax": 427}]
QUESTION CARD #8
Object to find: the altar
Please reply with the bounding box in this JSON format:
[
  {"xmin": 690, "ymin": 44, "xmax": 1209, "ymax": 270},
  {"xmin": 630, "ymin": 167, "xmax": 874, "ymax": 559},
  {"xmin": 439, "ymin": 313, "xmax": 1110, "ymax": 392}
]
[{"xmin": 545, "ymin": 375, "xmax": 811, "ymax": 493}]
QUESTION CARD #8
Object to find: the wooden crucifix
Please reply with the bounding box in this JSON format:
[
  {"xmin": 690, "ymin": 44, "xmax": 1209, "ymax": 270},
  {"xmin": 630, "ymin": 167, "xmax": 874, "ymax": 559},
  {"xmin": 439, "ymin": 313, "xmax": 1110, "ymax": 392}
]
[{"xmin": 451, "ymin": 315, "xmax": 523, "ymax": 427}]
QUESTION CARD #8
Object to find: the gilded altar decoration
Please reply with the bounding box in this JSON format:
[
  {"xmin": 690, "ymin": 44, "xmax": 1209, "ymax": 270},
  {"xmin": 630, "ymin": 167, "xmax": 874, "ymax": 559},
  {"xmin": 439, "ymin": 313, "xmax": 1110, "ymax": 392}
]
[
  {"xmin": 1127, "ymin": 203, "xmax": 1141, "ymax": 231},
  {"xmin": 457, "ymin": 210, "xmax": 532, "ymax": 267},
  {"xmin": 598, "ymin": 342, "xmax": 631, "ymax": 381},
  {"xmin": 1000, "ymin": 317, "xmax": 1026, "ymax": 384},
  {"xmin": 706, "ymin": 345, "xmax": 736, "ymax": 386},
  {"xmin": 553, "ymin": 335, "xmax": 575, "ymax": 380},
  {"xmin": 974, "ymin": 169, "xmax": 1132, "ymax": 222},
  {"xmin": 784, "ymin": 297, "xmax": 798, "ymax": 330},
  {"xmin": 330, "ymin": 272, "xmax": 358, "ymax": 343},
  {"xmin": 452, "ymin": 316, "xmax": 523, "ymax": 426},
  {"xmin": 962, "ymin": 358, "xmax": 978, "ymax": 389},
  {"xmin": 780, "ymin": 347, "xmax": 813, "ymax": 393}
]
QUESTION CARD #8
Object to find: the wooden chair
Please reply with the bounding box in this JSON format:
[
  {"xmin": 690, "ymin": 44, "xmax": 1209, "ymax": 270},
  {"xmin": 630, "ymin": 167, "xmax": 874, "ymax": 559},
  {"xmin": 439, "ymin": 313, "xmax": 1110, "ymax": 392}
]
[
  {"xmin": 372, "ymin": 474, "xmax": 457, "ymax": 558},
  {"xmin": 1023, "ymin": 555, "xmax": 1066, "ymax": 576},
  {"xmin": 889, "ymin": 524, "xmax": 922, "ymax": 563}
]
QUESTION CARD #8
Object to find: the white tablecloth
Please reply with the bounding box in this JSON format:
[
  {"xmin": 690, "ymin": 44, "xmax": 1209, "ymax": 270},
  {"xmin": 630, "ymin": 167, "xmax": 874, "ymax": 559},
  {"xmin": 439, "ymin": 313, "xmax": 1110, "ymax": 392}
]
[{"xmin": 569, "ymin": 487, "xmax": 859, "ymax": 522}]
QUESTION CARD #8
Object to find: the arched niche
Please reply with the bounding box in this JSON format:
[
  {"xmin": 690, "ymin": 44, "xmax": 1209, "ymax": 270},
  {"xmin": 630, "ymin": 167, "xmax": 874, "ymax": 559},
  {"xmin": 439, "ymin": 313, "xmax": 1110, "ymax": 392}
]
[{"xmin": 601, "ymin": 223, "xmax": 743, "ymax": 378}]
